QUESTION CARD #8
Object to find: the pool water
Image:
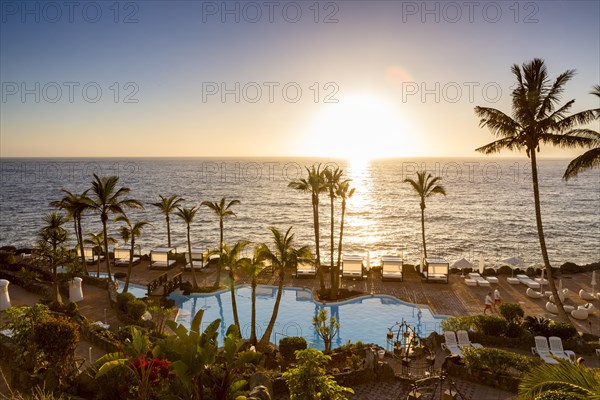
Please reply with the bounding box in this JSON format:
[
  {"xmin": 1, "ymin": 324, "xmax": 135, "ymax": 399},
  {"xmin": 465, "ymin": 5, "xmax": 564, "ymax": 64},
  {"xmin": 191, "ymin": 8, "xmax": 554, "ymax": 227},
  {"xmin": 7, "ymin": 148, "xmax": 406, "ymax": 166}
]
[
  {"xmin": 94, "ymin": 273, "xmax": 148, "ymax": 298},
  {"xmin": 169, "ymin": 286, "xmax": 446, "ymax": 350}
]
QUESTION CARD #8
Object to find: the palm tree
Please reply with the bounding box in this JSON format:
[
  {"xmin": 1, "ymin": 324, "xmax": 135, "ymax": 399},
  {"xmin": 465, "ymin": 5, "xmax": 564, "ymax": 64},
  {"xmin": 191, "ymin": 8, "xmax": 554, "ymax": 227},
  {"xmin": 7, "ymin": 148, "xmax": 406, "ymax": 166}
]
[
  {"xmin": 403, "ymin": 171, "xmax": 446, "ymax": 261},
  {"xmin": 244, "ymin": 245, "xmax": 271, "ymax": 345},
  {"xmin": 175, "ymin": 206, "xmax": 200, "ymax": 289},
  {"xmin": 115, "ymin": 213, "xmax": 149, "ymax": 293},
  {"xmin": 288, "ymin": 164, "xmax": 326, "ymax": 291},
  {"xmin": 323, "ymin": 167, "xmax": 344, "ymax": 291},
  {"xmin": 37, "ymin": 212, "xmax": 69, "ymax": 304},
  {"xmin": 151, "ymin": 194, "xmax": 184, "ymax": 247},
  {"xmin": 201, "ymin": 197, "xmax": 241, "ymax": 288},
  {"xmin": 216, "ymin": 241, "xmax": 250, "ymax": 335},
  {"xmin": 84, "ymin": 232, "xmax": 116, "ymax": 278},
  {"xmin": 49, "ymin": 189, "xmax": 90, "ymax": 274},
  {"xmin": 475, "ymin": 58, "xmax": 597, "ymax": 323},
  {"xmin": 257, "ymin": 227, "xmax": 312, "ymax": 348},
  {"xmin": 87, "ymin": 174, "xmax": 143, "ymax": 283},
  {"xmin": 563, "ymin": 85, "xmax": 600, "ymax": 180},
  {"xmin": 519, "ymin": 358, "xmax": 600, "ymax": 400},
  {"xmin": 334, "ymin": 180, "xmax": 355, "ymax": 299}
]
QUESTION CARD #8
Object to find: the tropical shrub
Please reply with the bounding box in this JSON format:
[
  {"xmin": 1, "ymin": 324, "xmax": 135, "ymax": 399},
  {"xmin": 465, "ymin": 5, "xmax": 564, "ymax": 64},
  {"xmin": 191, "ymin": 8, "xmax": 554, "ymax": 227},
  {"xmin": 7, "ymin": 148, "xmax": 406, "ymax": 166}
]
[
  {"xmin": 523, "ymin": 316, "xmax": 551, "ymax": 337},
  {"xmin": 535, "ymin": 391, "xmax": 580, "ymax": 400},
  {"xmin": 117, "ymin": 292, "xmax": 137, "ymax": 313},
  {"xmin": 283, "ymin": 348, "xmax": 354, "ymax": 400},
  {"xmin": 547, "ymin": 322, "xmax": 577, "ymax": 340},
  {"xmin": 313, "ymin": 309, "xmax": 340, "ymax": 353},
  {"xmin": 440, "ymin": 316, "xmax": 476, "ymax": 332},
  {"xmin": 472, "ymin": 315, "xmax": 508, "ymax": 336},
  {"xmin": 279, "ymin": 336, "xmax": 307, "ymax": 361},
  {"xmin": 126, "ymin": 298, "xmax": 148, "ymax": 321},
  {"xmin": 505, "ymin": 321, "xmax": 526, "ymax": 338},
  {"xmin": 461, "ymin": 347, "xmax": 541, "ymax": 377},
  {"xmin": 498, "ymin": 302, "xmax": 524, "ymax": 322},
  {"xmin": 2, "ymin": 304, "xmax": 50, "ymax": 371},
  {"xmin": 346, "ymin": 354, "xmax": 363, "ymax": 370}
]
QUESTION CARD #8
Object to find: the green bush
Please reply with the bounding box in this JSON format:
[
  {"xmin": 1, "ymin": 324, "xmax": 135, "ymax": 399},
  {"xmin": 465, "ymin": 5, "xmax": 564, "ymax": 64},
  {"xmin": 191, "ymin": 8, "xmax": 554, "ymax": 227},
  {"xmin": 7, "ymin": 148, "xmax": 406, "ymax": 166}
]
[
  {"xmin": 461, "ymin": 347, "xmax": 542, "ymax": 377},
  {"xmin": 497, "ymin": 265, "xmax": 513, "ymax": 275},
  {"xmin": 547, "ymin": 322, "xmax": 577, "ymax": 340},
  {"xmin": 441, "ymin": 316, "xmax": 476, "ymax": 333},
  {"xmin": 523, "ymin": 316, "xmax": 551, "ymax": 337},
  {"xmin": 116, "ymin": 292, "xmax": 136, "ymax": 314},
  {"xmin": 505, "ymin": 322, "xmax": 525, "ymax": 338},
  {"xmin": 559, "ymin": 262, "xmax": 580, "ymax": 274},
  {"xmin": 498, "ymin": 303, "xmax": 524, "ymax": 322},
  {"xmin": 535, "ymin": 390, "xmax": 580, "ymax": 400},
  {"xmin": 66, "ymin": 301, "xmax": 78, "ymax": 315},
  {"xmin": 472, "ymin": 315, "xmax": 508, "ymax": 336},
  {"xmin": 279, "ymin": 336, "xmax": 307, "ymax": 361},
  {"xmin": 126, "ymin": 298, "xmax": 147, "ymax": 321}
]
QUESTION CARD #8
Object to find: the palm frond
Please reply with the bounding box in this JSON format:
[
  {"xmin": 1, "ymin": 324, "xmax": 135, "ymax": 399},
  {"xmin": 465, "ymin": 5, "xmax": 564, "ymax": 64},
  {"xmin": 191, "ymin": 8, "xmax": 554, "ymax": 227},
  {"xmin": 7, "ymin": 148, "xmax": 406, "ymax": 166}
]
[{"xmin": 564, "ymin": 147, "xmax": 600, "ymax": 180}]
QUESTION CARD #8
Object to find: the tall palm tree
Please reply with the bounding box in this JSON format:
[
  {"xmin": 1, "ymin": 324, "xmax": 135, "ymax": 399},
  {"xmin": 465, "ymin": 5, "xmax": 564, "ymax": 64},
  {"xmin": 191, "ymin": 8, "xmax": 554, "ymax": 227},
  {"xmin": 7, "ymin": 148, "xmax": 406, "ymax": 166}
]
[
  {"xmin": 563, "ymin": 85, "xmax": 600, "ymax": 180},
  {"xmin": 49, "ymin": 189, "xmax": 90, "ymax": 274},
  {"xmin": 334, "ymin": 180, "xmax": 355, "ymax": 299},
  {"xmin": 151, "ymin": 194, "xmax": 184, "ymax": 247},
  {"xmin": 37, "ymin": 212, "xmax": 69, "ymax": 304},
  {"xmin": 216, "ymin": 241, "xmax": 250, "ymax": 335},
  {"xmin": 324, "ymin": 167, "xmax": 344, "ymax": 290},
  {"xmin": 175, "ymin": 206, "xmax": 200, "ymax": 289},
  {"xmin": 201, "ymin": 197, "xmax": 241, "ymax": 288},
  {"xmin": 115, "ymin": 214, "xmax": 149, "ymax": 293},
  {"xmin": 288, "ymin": 164, "xmax": 326, "ymax": 291},
  {"xmin": 475, "ymin": 58, "xmax": 597, "ymax": 323},
  {"xmin": 84, "ymin": 232, "xmax": 116, "ymax": 278},
  {"xmin": 257, "ymin": 227, "xmax": 312, "ymax": 348},
  {"xmin": 244, "ymin": 244, "xmax": 271, "ymax": 345},
  {"xmin": 519, "ymin": 358, "xmax": 600, "ymax": 400},
  {"xmin": 87, "ymin": 174, "xmax": 143, "ymax": 283},
  {"xmin": 403, "ymin": 171, "xmax": 446, "ymax": 261}
]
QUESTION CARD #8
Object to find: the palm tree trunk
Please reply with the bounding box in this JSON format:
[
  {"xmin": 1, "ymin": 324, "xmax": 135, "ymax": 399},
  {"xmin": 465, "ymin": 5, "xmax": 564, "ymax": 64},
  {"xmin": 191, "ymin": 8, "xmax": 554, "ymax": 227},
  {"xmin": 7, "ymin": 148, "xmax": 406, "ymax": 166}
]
[
  {"xmin": 259, "ymin": 270, "xmax": 284, "ymax": 347},
  {"xmin": 123, "ymin": 237, "xmax": 134, "ymax": 293},
  {"xmin": 77, "ymin": 217, "xmax": 88, "ymax": 276},
  {"xmin": 250, "ymin": 281, "xmax": 257, "ymax": 345},
  {"xmin": 229, "ymin": 277, "xmax": 241, "ymax": 334},
  {"xmin": 334, "ymin": 200, "xmax": 346, "ymax": 300},
  {"xmin": 313, "ymin": 196, "xmax": 325, "ymax": 291},
  {"xmin": 329, "ymin": 195, "xmax": 335, "ymax": 290},
  {"xmin": 530, "ymin": 151, "xmax": 571, "ymax": 324},
  {"xmin": 420, "ymin": 202, "xmax": 427, "ymax": 260},
  {"xmin": 166, "ymin": 215, "xmax": 171, "ymax": 247},
  {"xmin": 52, "ymin": 262, "xmax": 62, "ymax": 305},
  {"xmin": 102, "ymin": 219, "xmax": 113, "ymax": 282},
  {"xmin": 188, "ymin": 227, "xmax": 198, "ymax": 288},
  {"xmin": 214, "ymin": 220, "xmax": 224, "ymax": 288},
  {"xmin": 96, "ymin": 259, "xmax": 100, "ymax": 278}
]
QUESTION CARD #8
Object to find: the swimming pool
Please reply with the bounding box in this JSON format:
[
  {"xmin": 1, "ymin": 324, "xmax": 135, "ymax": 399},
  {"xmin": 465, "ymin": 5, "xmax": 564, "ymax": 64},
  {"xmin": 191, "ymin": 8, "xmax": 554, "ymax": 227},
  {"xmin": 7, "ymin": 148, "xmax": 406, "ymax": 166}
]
[
  {"xmin": 94, "ymin": 273, "xmax": 148, "ymax": 299},
  {"xmin": 169, "ymin": 286, "xmax": 446, "ymax": 350}
]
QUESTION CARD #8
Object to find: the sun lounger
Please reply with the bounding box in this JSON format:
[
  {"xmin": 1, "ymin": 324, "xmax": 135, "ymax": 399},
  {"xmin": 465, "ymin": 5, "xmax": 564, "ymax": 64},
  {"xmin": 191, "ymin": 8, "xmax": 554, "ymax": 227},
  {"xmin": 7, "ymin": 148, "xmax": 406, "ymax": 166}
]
[
  {"xmin": 549, "ymin": 288, "xmax": 569, "ymax": 303},
  {"xmin": 476, "ymin": 277, "xmax": 490, "ymax": 287},
  {"xmin": 423, "ymin": 258, "xmax": 449, "ymax": 283},
  {"xmin": 295, "ymin": 261, "xmax": 316, "ymax": 278},
  {"xmin": 579, "ymin": 289, "xmax": 595, "ymax": 301},
  {"xmin": 150, "ymin": 247, "xmax": 176, "ymax": 270},
  {"xmin": 571, "ymin": 308, "xmax": 588, "ymax": 320},
  {"xmin": 114, "ymin": 246, "xmax": 141, "ymax": 267},
  {"xmin": 507, "ymin": 277, "xmax": 520, "ymax": 284},
  {"xmin": 548, "ymin": 336, "xmax": 576, "ymax": 362},
  {"xmin": 464, "ymin": 278, "xmax": 477, "ymax": 286},
  {"xmin": 531, "ymin": 336, "xmax": 559, "ymax": 364},
  {"xmin": 526, "ymin": 287, "xmax": 544, "ymax": 299},
  {"xmin": 456, "ymin": 330, "xmax": 483, "ymax": 348},
  {"xmin": 578, "ymin": 303, "xmax": 596, "ymax": 313},
  {"xmin": 441, "ymin": 331, "xmax": 463, "ymax": 357},
  {"xmin": 342, "ymin": 255, "xmax": 364, "ymax": 280},
  {"xmin": 517, "ymin": 274, "xmax": 540, "ymax": 289},
  {"xmin": 381, "ymin": 255, "xmax": 403, "ymax": 281},
  {"xmin": 546, "ymin": 301, "xmax": 573, "ymax": 314},
  {"xmin": 183, "ymin": 253, "xmax": 204, "ymax": 271}
]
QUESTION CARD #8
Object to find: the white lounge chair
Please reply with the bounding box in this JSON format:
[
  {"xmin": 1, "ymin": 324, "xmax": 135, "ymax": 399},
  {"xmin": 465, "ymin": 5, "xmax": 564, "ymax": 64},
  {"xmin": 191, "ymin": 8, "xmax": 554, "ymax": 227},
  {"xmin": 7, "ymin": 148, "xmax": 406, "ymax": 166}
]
[
  {"xmin": 114, "ymin": 246, "xmax": 141, "ymax": 267},
  {"xmin": 441, "ymin": 331, "xmax": 463, "ymax": 357},
  {"xmin": 486, "ymin": 276, "xmax": 499, "ymax": 284},
  {"xmin": 456, "ymin": 330, "xmax": 483, "ymax": 348},
  {"xmin": 464, "ymin": 278, "xmax": 477, "ymax": 286},
  {"xmin": 150, "ymin": 247, "xmax": 176, "ymax": 269},
  {"xmin": 507, "ymin": 277, "xmax": 520, "ymax": 284},
  {"xmin": 295, "ymin": 261, "xmax": 316, "ymax": 278},
  {"xmin": 381, "ymin": 255, "xmax": 403, "ymax": 281},
  {"xmin": 548, "ymin": 336, "xmax": 576, "ymax": 362},
  {"xmin": 532, "ymin": 336, "xmax": 559, "ymax": 364},
  {"xmin": 571, "ymin": 308, "xmax": 589, "ymax": 320},
  {"xmin": 546, "ymin": 301, "xmax": 558, "ymax": 314},
  {"xmin": 526, "ymin": 287, "xmax": 544, "ymax": 299},
  {"xmin": 578, "ymin": 303, "xmax": 596, "ymax": 314},
  {"xmin": 549, "ymin": 288, "xmax": 569, "ymax": 303},
  {"xmin": 579, "ymin": 289, "xmax": 596, "ymax": 301},
  {"xmin": 424, "ymin": 258, "xmax": 449, "ymax": 283},
  {"xmin": 342, "ymin": 255, "xmax": 364, "ymax": 280}
]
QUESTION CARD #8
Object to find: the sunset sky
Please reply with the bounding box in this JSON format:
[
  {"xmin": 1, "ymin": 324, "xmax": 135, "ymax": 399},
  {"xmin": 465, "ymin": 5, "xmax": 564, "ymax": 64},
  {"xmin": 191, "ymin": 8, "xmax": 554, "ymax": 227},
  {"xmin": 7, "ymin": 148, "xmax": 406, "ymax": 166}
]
[{"xmin": 1, "ymin": 1, "xmax": 599, "ymax": 160}]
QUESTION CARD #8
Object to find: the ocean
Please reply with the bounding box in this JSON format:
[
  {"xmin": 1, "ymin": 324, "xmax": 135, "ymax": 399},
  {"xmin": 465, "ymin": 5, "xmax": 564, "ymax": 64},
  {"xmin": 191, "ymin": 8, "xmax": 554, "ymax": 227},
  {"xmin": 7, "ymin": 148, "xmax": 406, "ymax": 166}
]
[{"xmin": 0, "ymin": 157, "xmax": 598, "ymax": 269}]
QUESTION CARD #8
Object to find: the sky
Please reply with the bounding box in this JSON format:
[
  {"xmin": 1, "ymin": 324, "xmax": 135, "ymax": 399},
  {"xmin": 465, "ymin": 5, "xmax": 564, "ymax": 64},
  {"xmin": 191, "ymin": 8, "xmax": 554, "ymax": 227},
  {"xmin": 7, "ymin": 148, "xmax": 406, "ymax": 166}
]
[{"xmin": 1, "ymin": 0, "xmax": 599, "ymax": 161}]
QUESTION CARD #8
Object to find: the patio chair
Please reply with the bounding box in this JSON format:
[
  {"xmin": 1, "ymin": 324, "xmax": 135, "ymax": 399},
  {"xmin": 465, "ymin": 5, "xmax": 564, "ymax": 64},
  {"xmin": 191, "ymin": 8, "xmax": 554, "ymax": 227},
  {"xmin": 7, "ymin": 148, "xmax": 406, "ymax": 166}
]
[
  {"xmin": 456, "ymin": 330, "xmax": 483, "ymax": 348},
  {"xmin": 579, "ymin": 289, "xmax": 595, "ymax": 301},
  {"xmin": 441, "ymin": 331, "xmax": 463, "ymax": 357},
  {"xmin": 548, "ymin": 336, "xmax": 576, "ymax": 362},
  {"xmin": 571, "ymin": 308, "xmax": 589, "ymax": 320},
  {"xmin": 531, "ymin": 336, "xmax": 559, "ymax": 364},
  {"xmin": 526, "ymin": 287, "xmax": 544, "ymax": 299},
  {"xmin": 579, "ymin": 303, "xmax": 596, "ymax": 313}
]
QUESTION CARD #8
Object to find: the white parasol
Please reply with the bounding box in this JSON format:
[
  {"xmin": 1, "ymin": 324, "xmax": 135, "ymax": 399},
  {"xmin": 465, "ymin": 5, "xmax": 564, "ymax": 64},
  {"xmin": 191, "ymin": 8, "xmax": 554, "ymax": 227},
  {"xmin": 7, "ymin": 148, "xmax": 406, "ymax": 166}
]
[
  {"xmin": 592, "ymin": 270, "xmax": 597, "ymax": 292},
  {"xmin": 479, "ymin": 255, "xmax": 485, "ymax": 275},
  {"xmin": 366, "ymin": 251, "xmax": 371, "ymax": 271},
  {"xmin": 502, "ymin": 256, "xmax": 525, "ymax": 277}
]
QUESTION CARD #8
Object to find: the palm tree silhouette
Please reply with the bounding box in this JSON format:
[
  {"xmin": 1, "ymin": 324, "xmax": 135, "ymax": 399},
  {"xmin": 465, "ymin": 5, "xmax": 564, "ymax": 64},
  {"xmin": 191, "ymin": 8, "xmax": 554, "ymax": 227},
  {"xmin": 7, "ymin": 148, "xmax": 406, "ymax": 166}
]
[
  {"xmin": 201, "ymin": 197, "xmax": 241, "ymax": 288},
  {"xmin": 244, "ymin": 244, "xmax": 271, "ymax": 345},
  {"xmin": 175, "ymin": 206, "xmax": 200, "ymax": 289},
  {"xmin": 288, "ymin": 164, "xmax": 326, "ymax": 291},
  {"xmin": 334, "ymin": 180, "xmax": 355, "ymax": 299},
  {"xmin": 115, "ymin": 213, "xmax": 149, "ymax": 293},
  {"xmin": 403, "ymin": 171, "xmax": 446, "ymax": 261},
  {"xmin": 257, "ymin": 227, "xmax": 311, "ymax": 348},
  {"xmin": 563, "ymin": 85, "xmax": 600, "ymax": 180},
  {"xmin": 88, "ymin": 174, "xmax": 143, "ymax": 283},
  {"xmin": 475, "ymin": 58, "xmax": 597, "ymax": 323},
  {"xmin": 324, "ymin": 167, "xmax": 344, "ymax": 292},
  {"xmin": 216, "ymin": 241, "xmax": 250, "ymax": 335},
  {"xmin": 37, "ymin": 212, "xmax": 69, "ymax": 304},
  {"xmin": 84, "ymin": 231, "xmax": 116, "ymax": 278},
  {"xmin": 151, "ymin": 194, "xmax": 184, "ymax": 247}
]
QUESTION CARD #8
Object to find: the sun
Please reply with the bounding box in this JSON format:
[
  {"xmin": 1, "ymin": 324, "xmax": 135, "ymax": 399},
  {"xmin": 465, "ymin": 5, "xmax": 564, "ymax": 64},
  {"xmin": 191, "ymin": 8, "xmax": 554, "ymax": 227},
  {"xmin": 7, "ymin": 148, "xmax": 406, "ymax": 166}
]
[{"xmin": 302, "ymin": 93, "xmax": 420, "ymax": 162}]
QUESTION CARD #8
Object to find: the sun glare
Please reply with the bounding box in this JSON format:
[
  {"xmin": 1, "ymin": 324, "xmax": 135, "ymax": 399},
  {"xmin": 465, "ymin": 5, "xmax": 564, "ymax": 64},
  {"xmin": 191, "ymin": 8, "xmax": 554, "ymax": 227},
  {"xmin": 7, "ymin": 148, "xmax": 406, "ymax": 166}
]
[{"xmin": 304, "ymin": 94, "xmax": 419, "ymax": 162}]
